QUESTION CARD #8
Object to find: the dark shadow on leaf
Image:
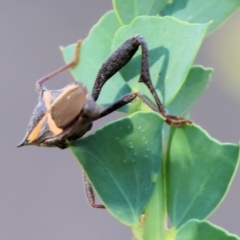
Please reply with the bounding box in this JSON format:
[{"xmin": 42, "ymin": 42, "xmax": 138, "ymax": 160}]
[
  {"xmin": 69, "ymin": 117, "xmax": 135, "ymax": 148},
  {"xmin": 100, "ymin": 84, "xmax": 132, "ymax": 112},
  {"xmin": 118, "ymin": 46, "xmax": 170, "ymax": 105},
  {"xmin": 155, "ymin": 46, "xmax": 169, "ymax": 105}
]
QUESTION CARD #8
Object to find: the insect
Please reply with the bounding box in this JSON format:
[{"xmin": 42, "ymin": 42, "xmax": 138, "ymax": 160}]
[{"xmin": 18, "ymin": 35, "xmax": 192, "ymax": 208}]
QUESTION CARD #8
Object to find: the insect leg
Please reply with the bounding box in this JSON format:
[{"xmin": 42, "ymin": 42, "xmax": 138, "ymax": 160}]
[
  {"xmin": 97, "ymin": 92, "xmax": 192, "ymax": 126},
  {"xmin": 96, "ymin": 92, "xmax": 192, "ymax": 125},
  {"xmin": 132, "ymin": 37, "xmax": 192, "ymax": 126},
  {"xmin": 95, "ymin": 92, "xmax": 158, "ymax": 120},
  {"xmin": 91, "ymin": 36, "xmax": 140, "ymax": 98},
  {"xmin": 91, "ymin": 35, "xmax": 165, "ymax": 112},
  {"xmin": 92, "ymin": 35, "xmax": 192, "ymax": 126},
  {"xmin": 83, "ymin": 173, "xmax": 105, "ymax": 209},
  {"xmin": 35, "ymin": 40, "xmax": 82, "ymax": 92}
]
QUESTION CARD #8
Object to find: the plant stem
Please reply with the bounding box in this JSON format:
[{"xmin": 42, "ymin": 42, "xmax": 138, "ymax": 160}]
[{"xmin": 142, "ymin": 155, "xmax": 166, "ymax": 240}]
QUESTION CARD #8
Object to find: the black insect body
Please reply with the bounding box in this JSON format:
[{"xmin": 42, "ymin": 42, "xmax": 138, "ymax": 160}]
[{"xmin": 18, "ymin": 35, "xmax": 192, "ymax": 208}]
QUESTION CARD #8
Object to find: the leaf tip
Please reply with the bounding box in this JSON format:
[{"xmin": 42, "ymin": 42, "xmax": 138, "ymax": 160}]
[{"xmin": 59, "ymin": 46, "xmax": 65, "ymax": 52}]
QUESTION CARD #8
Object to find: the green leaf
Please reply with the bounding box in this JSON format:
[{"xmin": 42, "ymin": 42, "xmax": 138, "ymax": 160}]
[
  {"xmin": 167, "ymin": 65, "xmax": 212, "ymax": 116},
  {"xmin": 161, "ymin": 0, "xmax": 240, "ymax": 34},
  {"xmin": 113, "ymin": 0, "xmax": 168, "ymax": 25},
  {"xmin": 112, "ymin": 16, "xmax": 208, "ymax": 109},
  {"xmin": 62, "ymin": 10, "xmax": 124, "ymax": 105},
  {"xmin": 70, "ymin": 112, "xmax": 164, "ymax": 226},
  {"xmin": 175, "ymin": 220, "xmax": 240, "ymax": 240},
  {"xmin": 62, "ymin": 16, "xmax": 208, "ymax": 109},
  {"xmin": 167, "ymin": 124, "xmax": 240, "ymax": 228}
]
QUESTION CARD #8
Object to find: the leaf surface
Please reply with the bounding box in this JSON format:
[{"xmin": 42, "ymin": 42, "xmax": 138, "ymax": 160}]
[
  {"xmin": 70, "ymin": 112, "xmax": 164, "ymax": 226},
  {"xmin": 167, "ymin": 124, "xmax": 239, "ymax": 228},
  {"xmin": 175, "ymin": 220, "xmax": 240, "ymax": 240},
  {"xmin": 161, "ymin": 0, "xmax": 240, "ymax": 34},
  {"xmin": 113, "ymin": 0, "xmax": 168, "ymax": 25}
]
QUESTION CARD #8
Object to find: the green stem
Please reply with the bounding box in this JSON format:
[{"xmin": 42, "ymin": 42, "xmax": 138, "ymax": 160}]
[{"xmin": 142, "ymin": 155, "xmax": 167, "ymax": 240}]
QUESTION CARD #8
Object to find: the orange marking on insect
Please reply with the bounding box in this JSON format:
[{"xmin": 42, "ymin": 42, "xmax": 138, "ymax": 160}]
[
  {"xmin": 27, "ymin": 115, "xmax": 47, "ymax": 143},
  {"xmin": 43, "ymin": 90, "xmax": 52, "ymax": 110},
  {"xmin": 46, "ymin": 113, "xmax": 63, "ymax": 136},
  {"xmin": 52, "ymin": 84, "xmax": 79, "ymax": 106}
]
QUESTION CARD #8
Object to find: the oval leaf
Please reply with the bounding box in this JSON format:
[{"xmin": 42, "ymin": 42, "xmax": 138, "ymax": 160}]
[
  {"xmin": 161, "ymin": 0, "xmax": 240, "ymax": 34},
  {"xmin": 70, "ymin": 112, "xmax": 164, "ymax": 226},
  {"xmin": 175, "ymin": 220, "xmax": 240, "ymax": 240},
  {"xmin": 62, "ymin": 10, "xmax": 124, "ymax": 105},
  {"xmin": 112, "ymin": 16, "xmax": 208, "ymax": 110},
  {"xmin": 167, "ymin": 65, "xmax": 212, "ymax": 116},
  {"xmin": 167, "ymin": 124, "xmax": 240, "ymax": 228}
]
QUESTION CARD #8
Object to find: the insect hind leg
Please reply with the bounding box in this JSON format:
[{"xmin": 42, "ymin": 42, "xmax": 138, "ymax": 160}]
[{"xmin": 35, "ymin": 40, "xmax": 82, "ymax": 92}]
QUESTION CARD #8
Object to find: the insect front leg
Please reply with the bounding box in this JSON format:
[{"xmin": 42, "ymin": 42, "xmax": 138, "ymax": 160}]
[
  {"xmin": 96, "ymin": 93, "xmax": 192, "ymax": 125},
  {"xmin": 95, "ymin": 92, "xmax": 158, "ymax": 120}
]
